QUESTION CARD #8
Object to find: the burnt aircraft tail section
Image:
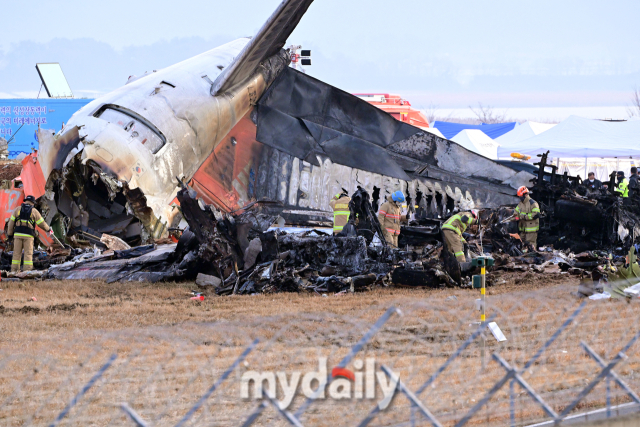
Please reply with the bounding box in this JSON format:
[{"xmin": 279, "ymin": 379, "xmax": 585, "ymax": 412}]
[
  {"xmin": 256, "ymin": 67, "xmax": 415, "ymax": 179},
  {"xmin": 188, "ymin": 68, "xmax": 523, "ymax": 228},
  {"xmin": 256, "ymin": 67, "xmax": 523, "ymax": 187},
  {"xmin": 212, "ymin": 0, "xmax": 315, "ymax": 95}
]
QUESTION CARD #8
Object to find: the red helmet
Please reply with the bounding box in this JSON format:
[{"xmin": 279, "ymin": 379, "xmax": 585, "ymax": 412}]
[
  {"xmin": 470, "ymin": 209, "xmax": 478, "ymax": 220},
  {"xmin": 517, "ymin": 186, "xmax": 529, "ymax": 197}
]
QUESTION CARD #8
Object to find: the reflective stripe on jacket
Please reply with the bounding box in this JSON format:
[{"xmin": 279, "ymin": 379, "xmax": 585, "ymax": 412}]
[
  {"xmin": 615, "ymin": 178, "xmax": 629, "ymax": 197},
  {"xmin": 7, "ymin": 202, "xmax": 50, "ymax": 239},
  {"xmin": 441, "ymin": 212, "xmax": 474, "ymax": 239},
  {"xmin": 378, "ymin": 196, "xmax": 403, "ymax": 236},
  {"xmin": 516, "ymin": 195, "xmax": 540, "ymax": 233},
  {"xmin": 329, "ymin": 195, "xmax": 351, "ymax": 232}
]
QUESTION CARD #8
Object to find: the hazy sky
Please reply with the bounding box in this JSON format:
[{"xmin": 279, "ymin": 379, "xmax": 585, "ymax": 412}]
[{"xmin": 1, "ymin": 0, "xmax": 639, "ymax": 112}]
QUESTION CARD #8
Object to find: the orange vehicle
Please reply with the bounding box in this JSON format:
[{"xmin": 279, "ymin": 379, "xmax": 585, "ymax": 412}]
[{"xmin": 354, "ymin": 94, "xmax": 430, "ymax": 130}]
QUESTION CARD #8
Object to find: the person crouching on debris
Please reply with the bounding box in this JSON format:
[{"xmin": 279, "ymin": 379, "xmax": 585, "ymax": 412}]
[
  {"xmin": 7, "ymin": 195, "xmax": 53, "ymax": 272},
  {"xmin": 515, "ymin": 186, "xmax": 541, "ymax": 251},
  {"xmin": 615, "ymin": 171, "xmax": 629, "ymax": 198},
  {"xmin": 378, "ymin": 191, "xmax": 407, "ymax": 247},
  {"xmin": 441, "ymin": 210, "xmax": 478, "ymax": 262},
  {"xmin": 329, "ymin": 190, "xmax": 351, "ymax": 235}
]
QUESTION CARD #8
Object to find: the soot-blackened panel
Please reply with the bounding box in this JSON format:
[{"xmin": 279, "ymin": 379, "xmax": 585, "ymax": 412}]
[
  {"xmin": 255, "ymin": 105, "xmax": 319, "ymax": 160},
  {"xmin": 256, "ymin": 67, "xmax": 418, "ymax": 179}
]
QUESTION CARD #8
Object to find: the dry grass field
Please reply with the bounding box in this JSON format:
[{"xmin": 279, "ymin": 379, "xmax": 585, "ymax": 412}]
[
  {"xmin": 0, "ymin": 271, "xmax": 575, "ymax": 339},
  {"xmin": 2, "ymin": 273, "xmax": 640, "ymax": 426}
]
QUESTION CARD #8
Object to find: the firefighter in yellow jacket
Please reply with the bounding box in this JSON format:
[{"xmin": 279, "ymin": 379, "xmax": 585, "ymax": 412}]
[
  {"xmin": 441, "ymin": 210, "xmax": 478, "ymax": 262},
  {"xmin": 377, "ymin": 191, "xmax": 407, "ymax": 247},
  {"xmin": 7, "ymin": 195, "xmax": 53, "ymax": 272},
  {"xmin": 515, "ymin": 186, "xmax": 541, "ymax": 250},
  {"xmin": 329, "ymin": 191, "xmax": 351, "ymax": 234}
]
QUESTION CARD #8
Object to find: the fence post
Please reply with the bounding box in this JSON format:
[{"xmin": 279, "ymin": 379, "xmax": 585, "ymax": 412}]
[
  {"xmin": 472, "ymin": 256, "xmax": 494, "ymax": 370},
  {"xmin": 481, "ymin": 261, "xmax": 486, "ymax": 370}
]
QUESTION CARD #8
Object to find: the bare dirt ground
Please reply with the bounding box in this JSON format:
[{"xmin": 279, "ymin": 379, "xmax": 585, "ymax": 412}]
[
  {"xmin": 9, "ymin": 272, "xmax": 638, "ymax": 427},
  {"xmin": 0, "ymin": 271, "xmax": 577, "ymax": 343}
]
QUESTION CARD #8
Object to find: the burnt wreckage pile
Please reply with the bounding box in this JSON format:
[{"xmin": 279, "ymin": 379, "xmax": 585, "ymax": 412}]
[
  {"xmin": 37, "ymin": 152, "xmax": 640, "ymax": 294},
  {"xmin": 147, "ymin": 186, "xmax": 461, "ymax": 293},
  {"xmin": 177, "ymin": 184, "xmax": 498, "ymax": 294},
  {"xmin": 151, "ymin": 161, "xmax": 638, "ymax": 296},
  {"xmin": 43, "ymin": 185, "xmax": 460, "ymax": 291},
  {"xmin": 531, "ymin": 151, "xmax": 640, "ymax": 252}
]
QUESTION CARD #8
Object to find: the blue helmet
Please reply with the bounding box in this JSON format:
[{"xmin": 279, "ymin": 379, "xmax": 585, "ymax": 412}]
[{"xmin": 392, "ymin": 191, "xmax": 405, "ymax": 203}]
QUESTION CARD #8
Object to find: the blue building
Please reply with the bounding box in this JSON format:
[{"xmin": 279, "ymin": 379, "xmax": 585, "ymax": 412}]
[{"xmin": 0, "ymin": 99, "xmax": 93, "ymax": 158}]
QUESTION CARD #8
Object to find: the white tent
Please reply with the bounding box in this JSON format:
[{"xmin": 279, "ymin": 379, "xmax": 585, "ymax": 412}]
[
  {"xmin": 496, "ymin": 116, "xmax": 640, "ymax": 158},
  {"xmin": 557, "ymin": 158, "xmax": 638, "ymax": 182},
  {"xmin": 424, "ymin": 127, "xmax": 445, "ymax": 138},
  {"xmin": 496, "ymin": 116, "xmax": 640, "ymax": 180},
  {"xmin": 451, "ymin": 129, "xmax": 499, "ymax": 159},
  {"xmin": 495, "ymin": 121, "xmax": 556, "ymax": 157}
]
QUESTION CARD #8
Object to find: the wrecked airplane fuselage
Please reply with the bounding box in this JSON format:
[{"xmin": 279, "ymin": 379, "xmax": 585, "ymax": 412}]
[
  {"xmin": 37, "ymin": 0, "xmax": 314, "ymax": 245},
  {"xmin": 35, "ymin": 0, "xmax": 526, "ymax": 245},
  {"xmin": 37, "ymin": 40, "xmax": 290, "ymax": 244},
  {"xmin": 187, "ymin": 67, "xmax": 527, "ymax": 227}
]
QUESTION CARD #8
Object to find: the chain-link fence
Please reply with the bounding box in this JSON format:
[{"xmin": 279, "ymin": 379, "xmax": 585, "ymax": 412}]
[{"xmin": 2, "ymin": 285, "xmax": 640, "ymax": 426}]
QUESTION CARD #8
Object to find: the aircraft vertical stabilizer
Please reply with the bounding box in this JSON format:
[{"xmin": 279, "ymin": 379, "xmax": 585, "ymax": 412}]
[{"xmin": 212, "ymin": 0, "xmax": 314, "ymax": 95}]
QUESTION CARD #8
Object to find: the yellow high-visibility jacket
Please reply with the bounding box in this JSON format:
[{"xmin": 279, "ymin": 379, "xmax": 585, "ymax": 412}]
[
  {"xmin": 615, "ymin": 178, "xmax": 629, "ymax": 197},
  {"xmin": 378, "ymin": 196, "xmax": 403, "ymax": 236},
  {"xmin": 515, "ymin": 195, "xmax": 541, "ymax": 234},
  {"xmin": 7, "ymin": 202, "xmax": 50, "ymax": 239},
  {"xmin": 329, "ymin": 194, "xmax": 351, "ymax": 233},
  {"xmin": 441, "ymin": 212, "xmax": 475, "ymax": 240}
]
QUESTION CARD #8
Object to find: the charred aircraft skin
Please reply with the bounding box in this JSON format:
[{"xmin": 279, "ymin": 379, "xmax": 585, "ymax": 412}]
[
  {"xmin": 191, "ymin": 67, "xmax": 525, "ymax": 226},
  {"xmin": 38, "ymin": 44, "xmax": 289, "ymax": 241},
  {"xmin": 36, "ymin": 0, "xmax": 525, "ymax": 244}
]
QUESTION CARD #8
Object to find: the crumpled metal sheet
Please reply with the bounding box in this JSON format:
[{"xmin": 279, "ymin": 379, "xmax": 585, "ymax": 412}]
[
  {"xmin": 47, "ymin": 244, "xmax": 179, "ymax": 282},
  {"xmin": 36, "ymin": 126, "xmax": 81, "ymax": 182},
  {"xmin": 255, "ymin": 67, "xmax": 522, "ymax": 190},
  {"xmin": 256, "ymin": 68, "xmax": 415, "ymax": 179}
]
